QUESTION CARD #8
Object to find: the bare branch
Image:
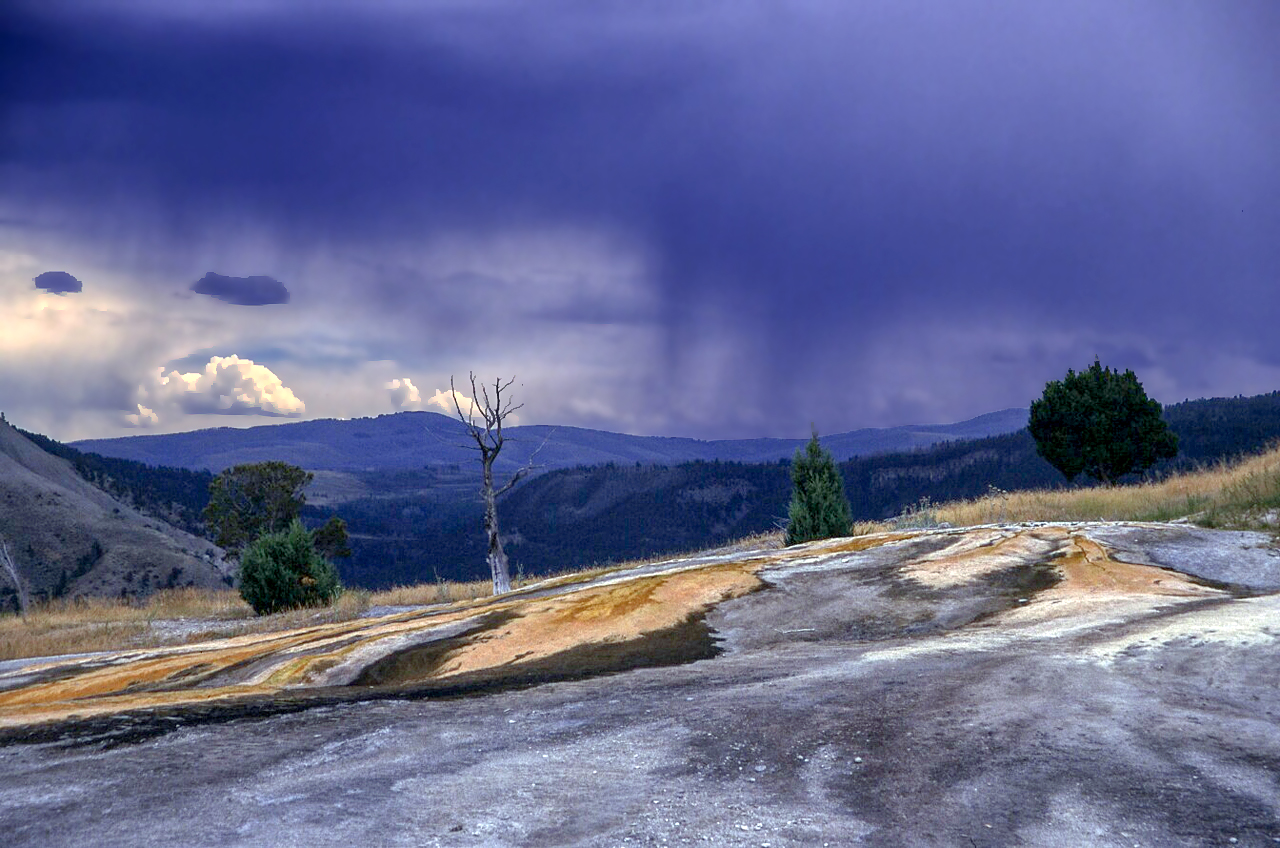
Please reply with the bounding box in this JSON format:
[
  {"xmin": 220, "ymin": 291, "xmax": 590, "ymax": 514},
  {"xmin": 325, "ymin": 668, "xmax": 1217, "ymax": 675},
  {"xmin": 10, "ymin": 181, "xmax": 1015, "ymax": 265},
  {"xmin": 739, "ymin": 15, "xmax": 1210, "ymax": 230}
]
[
  {"xmin": 421, "ymin": 423, "xmax": 479, "ymax": 453},
  {"xmin": 525, "ymin": 425, "xmax": 556, "ymax": 463},
  {"xmin": 449, "ymin": 375, "xmax": 476, "ymax": 430},
  {"xmin": 495, "ymin": 470, "xmax": 528, "ymax": 497},
  {"xmin": 494, "ymin": 427, "xmax": 557, "ymax": 497}
]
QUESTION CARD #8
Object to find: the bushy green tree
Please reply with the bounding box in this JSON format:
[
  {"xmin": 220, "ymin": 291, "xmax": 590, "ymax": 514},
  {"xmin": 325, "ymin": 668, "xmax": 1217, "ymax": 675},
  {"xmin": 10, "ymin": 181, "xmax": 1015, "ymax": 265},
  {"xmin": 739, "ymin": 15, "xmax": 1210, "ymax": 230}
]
[
  {"xmin": 203, "ymin": 461, "xmax": 313, "ymax": 553},
  {"xmin": 786, "ymin": 428, "xmax": 853, "ymax": 545},
  {"xmin": 1028, "ymin": 358, "xmax": 1178, "ymax": 484},
  {"xmin": 312, "ymin": 515, "xmax": 352, "ymax": 561},
  {"xmin": 238, "ymin": 520, "xmax": 342, "ymax": 615}
]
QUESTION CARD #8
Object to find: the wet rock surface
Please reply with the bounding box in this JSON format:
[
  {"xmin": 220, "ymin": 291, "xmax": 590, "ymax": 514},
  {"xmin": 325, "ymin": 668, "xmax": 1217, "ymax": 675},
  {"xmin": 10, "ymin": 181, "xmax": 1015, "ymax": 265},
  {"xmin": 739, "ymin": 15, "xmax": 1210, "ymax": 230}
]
[{"xmin": 1, "ymin": 523, "xmax": 1279, "ymax": 847}]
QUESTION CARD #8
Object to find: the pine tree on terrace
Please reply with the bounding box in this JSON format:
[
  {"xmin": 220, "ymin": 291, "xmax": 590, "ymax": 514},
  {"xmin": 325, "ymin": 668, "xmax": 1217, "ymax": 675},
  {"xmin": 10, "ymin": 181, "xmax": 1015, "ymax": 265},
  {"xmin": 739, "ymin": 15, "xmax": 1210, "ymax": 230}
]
[{"xmin": 786, "ymin": 428, "xmax": 853, "ymax": 545}]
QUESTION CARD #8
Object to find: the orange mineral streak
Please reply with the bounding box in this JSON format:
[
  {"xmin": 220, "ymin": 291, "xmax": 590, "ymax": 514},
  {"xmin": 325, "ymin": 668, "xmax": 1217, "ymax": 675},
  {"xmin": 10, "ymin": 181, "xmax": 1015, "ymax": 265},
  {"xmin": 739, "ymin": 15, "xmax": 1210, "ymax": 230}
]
[
  {"xmin": 431, "ymin": 561, "xmax": 766, "ymax": 679},
  {"xmin": 1044, "ymin": 531, "xmax": 1217, "ymax": 600},
  {"xmin": 3, "ymin": 535, "xmax": 893, "ymax": 728},
  {"xmin": 0, "ymin": 685, "xmax": 278, "ymax": 727},
  {"xmin": 0, "ymin": 605, "xmax": 488, "ymax": 727},
  {"xmin": 805, "ymin": 532, "xmax": 917, "ymax": 555}
]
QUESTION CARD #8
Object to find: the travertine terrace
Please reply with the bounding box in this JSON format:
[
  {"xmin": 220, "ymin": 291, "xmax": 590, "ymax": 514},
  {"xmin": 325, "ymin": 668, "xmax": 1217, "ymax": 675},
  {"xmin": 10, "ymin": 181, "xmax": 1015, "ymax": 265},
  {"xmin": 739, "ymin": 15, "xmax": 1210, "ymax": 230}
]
[{"xmin": 2, "ymin": 522, "xmax": 1278, "ymax": 847}]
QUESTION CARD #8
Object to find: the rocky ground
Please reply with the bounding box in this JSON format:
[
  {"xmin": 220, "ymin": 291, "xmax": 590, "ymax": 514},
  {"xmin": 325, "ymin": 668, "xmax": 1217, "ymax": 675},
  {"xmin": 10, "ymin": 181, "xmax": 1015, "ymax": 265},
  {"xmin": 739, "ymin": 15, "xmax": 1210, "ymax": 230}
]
[{"xmin": 1, "ymin": 522, "xmax": 1278, "ymax": 847}]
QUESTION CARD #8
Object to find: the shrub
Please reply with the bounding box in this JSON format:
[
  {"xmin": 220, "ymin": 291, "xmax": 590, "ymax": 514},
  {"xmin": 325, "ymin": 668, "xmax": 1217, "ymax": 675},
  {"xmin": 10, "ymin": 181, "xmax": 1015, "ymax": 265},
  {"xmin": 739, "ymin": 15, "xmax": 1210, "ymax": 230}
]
[{"xmin": 237, "ymin": 520, "xmax": 342, "ymax": 615}]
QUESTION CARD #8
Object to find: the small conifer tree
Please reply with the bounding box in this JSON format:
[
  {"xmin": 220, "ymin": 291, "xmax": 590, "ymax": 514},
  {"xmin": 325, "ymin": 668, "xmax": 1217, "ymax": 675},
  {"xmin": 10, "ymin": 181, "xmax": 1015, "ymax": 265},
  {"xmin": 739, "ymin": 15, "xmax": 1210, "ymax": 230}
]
[
  {"xmin": 238, "ymin": 519, "xmax": 342, "ymax": 615},
  {"xmin": 786, "ymin": 428, "xmax": 853, "ymax": 545}
]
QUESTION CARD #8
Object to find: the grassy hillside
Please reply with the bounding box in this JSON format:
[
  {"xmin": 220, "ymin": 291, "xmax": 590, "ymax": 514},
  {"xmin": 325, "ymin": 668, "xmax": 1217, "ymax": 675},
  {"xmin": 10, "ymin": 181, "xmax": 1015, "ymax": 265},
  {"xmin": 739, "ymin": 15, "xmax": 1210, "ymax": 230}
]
[
  {"xmin": 933, "ymin": 442, "xmax": 1280, "ymax": 530},
  {"xmin": 15, "ymin": 427, "xmax": 212, "ymax": 537},
  {"xmin": 0, "ymin": 422, "xmax": 232, "ymax": 609}
]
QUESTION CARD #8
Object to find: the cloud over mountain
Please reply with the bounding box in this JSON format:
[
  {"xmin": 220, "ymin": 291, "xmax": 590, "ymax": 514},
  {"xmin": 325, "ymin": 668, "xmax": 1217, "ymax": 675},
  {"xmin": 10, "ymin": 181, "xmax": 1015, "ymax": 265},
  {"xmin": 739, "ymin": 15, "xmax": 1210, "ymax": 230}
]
[
  {"xmin": 123, "ymin": 404, "xmax": 159, "ymax": 429},
  {"xmin": 33, "ymin": 271, "xmax": 82, "ymax": 295},
  {"xmin": 135, "ymin": 355, "xmax": 305, "ymax": 423},
  {"xmin": 426, "ymin": 386, "xmax": 521, "ymax": 425},
  {"xmin": 191, "ymin": 273, "xmax": 290, "ymax": 306},
  {"xmin": 386, "ymin": 378, "xmax": 420, "ymax": 410}
]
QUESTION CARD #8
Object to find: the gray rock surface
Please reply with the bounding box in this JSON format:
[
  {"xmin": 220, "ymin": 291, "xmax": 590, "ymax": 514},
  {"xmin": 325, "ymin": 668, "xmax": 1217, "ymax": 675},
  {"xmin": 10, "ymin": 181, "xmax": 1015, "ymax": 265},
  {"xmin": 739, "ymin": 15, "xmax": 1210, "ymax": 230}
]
[{"xmin": 1, "ymin": 523, "xmax": 1278, "ymax": 847}]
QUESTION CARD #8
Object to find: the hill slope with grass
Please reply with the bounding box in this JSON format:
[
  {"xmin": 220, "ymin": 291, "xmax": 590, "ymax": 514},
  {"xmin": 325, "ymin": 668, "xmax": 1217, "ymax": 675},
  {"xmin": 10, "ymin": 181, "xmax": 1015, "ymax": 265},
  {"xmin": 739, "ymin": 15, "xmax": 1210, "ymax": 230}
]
[{"xmin": 0, "ymin": 420, "xmax": 233, "ymax": 607}]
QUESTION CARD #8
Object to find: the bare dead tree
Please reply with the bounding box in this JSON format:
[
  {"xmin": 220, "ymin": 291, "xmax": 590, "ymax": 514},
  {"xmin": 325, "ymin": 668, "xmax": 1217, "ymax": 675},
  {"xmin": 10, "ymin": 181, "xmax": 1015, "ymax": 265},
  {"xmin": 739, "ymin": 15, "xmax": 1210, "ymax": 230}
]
[
  {"xmin": 0, "ymin": 535, "xmax": 30, "ymax": 620},
  {"xmin": 447, "ymin": 373, "xmax": 546, "ymax": 595}
]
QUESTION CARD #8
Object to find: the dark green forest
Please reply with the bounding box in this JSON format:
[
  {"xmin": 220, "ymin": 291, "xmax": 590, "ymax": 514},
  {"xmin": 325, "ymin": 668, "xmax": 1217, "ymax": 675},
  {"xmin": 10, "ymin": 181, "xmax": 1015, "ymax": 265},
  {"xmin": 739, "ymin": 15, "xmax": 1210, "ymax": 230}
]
[{"xmin": 24, "ymin": 390, "xmax": 1280, "ymax": 590}]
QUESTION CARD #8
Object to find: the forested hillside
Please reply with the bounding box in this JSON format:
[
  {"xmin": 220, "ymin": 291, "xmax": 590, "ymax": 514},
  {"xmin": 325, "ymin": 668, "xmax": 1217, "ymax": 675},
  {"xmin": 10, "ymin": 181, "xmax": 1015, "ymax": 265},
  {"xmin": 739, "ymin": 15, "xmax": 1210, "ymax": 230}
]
[
  {"xmin": 1162, "ymin": 391, "xmax": 1280, "ymax": 462},
  {"xmin": 324, "ymin": 392, "xmax": 1280, "ymax": 588}
]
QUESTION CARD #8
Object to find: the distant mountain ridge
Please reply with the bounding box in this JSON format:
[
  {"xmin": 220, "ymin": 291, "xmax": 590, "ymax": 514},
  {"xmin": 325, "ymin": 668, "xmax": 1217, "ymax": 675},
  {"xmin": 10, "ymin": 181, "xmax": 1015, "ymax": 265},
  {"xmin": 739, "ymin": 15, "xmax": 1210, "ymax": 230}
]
[{"xmin": 73, "ymin": 408, "xmax": 1032, "ymax": 473}]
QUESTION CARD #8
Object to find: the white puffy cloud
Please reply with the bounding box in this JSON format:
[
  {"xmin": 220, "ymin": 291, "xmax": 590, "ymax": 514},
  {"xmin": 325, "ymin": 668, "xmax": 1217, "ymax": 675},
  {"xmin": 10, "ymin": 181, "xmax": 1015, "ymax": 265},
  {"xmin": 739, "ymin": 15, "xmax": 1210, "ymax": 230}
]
[
  {"xmin": 136, "ymin": 355, "xmax": 305, "ymax": 422},
  {"xmin": 427, "ymin": 387, "xmax": 479, "ymax": 419},
  {"xmin": 386, "ymin": 377, "xmax": 421, "ymax": 410},
  {"xmin": 426, "ymin": 387, "xmax": 522, "ymax": 424},
  {"xmin": 123, "ymin": 403, "xmax": 159, "ymax": 428}
]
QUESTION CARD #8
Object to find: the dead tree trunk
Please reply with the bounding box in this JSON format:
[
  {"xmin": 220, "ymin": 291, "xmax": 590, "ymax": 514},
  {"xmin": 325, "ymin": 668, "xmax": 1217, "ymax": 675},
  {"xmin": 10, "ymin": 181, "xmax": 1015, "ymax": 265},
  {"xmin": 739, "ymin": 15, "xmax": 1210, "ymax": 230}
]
[
  {"xmin": 0, "ymin": 536, "xmax": 29, "ymax": 620},
  {"xmin": 481, "ymin": 451, "xmax": 511, "ymax": 594},
  {"xmin": 447, "ymin": 373, "xmax": 547, "ymax": 596}
]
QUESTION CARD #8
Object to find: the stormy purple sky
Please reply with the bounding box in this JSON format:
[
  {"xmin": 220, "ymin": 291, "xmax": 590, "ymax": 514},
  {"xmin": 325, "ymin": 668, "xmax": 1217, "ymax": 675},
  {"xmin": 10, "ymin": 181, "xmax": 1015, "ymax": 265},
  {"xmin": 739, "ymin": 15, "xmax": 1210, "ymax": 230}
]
[{"xmin": 2, "ymin": 1, "xmax": 1278, "ymax": 442}]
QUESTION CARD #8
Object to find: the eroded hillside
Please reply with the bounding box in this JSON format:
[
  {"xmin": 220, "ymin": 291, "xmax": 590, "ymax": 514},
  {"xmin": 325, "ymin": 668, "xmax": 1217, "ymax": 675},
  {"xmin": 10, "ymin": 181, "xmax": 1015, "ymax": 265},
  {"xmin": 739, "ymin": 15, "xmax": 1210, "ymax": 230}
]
[{"xmin": 0, "ymin": 421, "xmax": 232, "ymax": 602}]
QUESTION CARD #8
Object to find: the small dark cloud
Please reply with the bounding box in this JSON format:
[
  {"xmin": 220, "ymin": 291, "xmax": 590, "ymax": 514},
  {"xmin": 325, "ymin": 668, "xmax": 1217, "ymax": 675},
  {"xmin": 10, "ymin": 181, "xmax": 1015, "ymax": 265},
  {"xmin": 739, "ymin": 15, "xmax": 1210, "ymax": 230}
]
[
  {"xmin": 33, "ymin": 270, "xmax": 82, "ymax": 294},
  {"xmin": 190, "ymin": 272, "xmax": 290, "ymax": 306}
]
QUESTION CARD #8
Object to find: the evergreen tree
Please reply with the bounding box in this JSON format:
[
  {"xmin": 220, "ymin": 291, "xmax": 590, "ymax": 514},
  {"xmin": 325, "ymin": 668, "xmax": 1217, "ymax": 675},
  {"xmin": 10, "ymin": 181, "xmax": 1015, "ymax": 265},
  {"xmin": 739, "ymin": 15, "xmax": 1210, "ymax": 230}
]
[
  {"xmin": 203, "ymin": 461, "xmax": 313, "ymax": 554},
  {"xmin": 1029, "ymin": 358, "xmax": 1178, "ymax": 484},
  {"xmin": 786, "ymin": 428, "xmax": 853, "ymax": 545},
  {"xmin": 312, "ymin": 515, "xmax": 352, "ymax": 561},
  {"xmin": 237, "ymin": 520, "xmax": 342, "ymax": 615}
]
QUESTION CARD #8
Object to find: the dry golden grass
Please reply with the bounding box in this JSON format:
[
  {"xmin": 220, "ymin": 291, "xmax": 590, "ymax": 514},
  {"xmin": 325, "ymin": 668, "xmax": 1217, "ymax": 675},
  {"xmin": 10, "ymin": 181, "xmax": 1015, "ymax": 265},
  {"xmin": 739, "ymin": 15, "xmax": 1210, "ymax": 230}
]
[
  {"xmin": 926, "ymin": 444, "xmax": 1280, "ymax": 529},
  {"xmin": 850, "ymin": 519, "xmax": 893, "ymax": 536},
  {"xmin": 364, "ymin": 579, "xmax": 499, "ymax": 607},
  {"xmin": 0, "ymin": 587, "xmax": 251, "ymax": 661}
]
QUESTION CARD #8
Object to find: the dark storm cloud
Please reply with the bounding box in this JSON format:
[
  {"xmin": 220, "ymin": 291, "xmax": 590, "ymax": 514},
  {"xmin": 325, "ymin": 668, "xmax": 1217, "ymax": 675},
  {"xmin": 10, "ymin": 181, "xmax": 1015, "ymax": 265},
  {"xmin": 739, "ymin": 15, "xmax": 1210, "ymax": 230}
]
[
  {"xmin": 32, "ymin": 271, "xmax": 82, "ymax": 294},
  {"xmin": 3, "ymin": 1, "xmax": 1279, "ymax": 435},
  {"xmin": 190, "ymin": 272, "xmax": 290, "ymax": 306}
]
